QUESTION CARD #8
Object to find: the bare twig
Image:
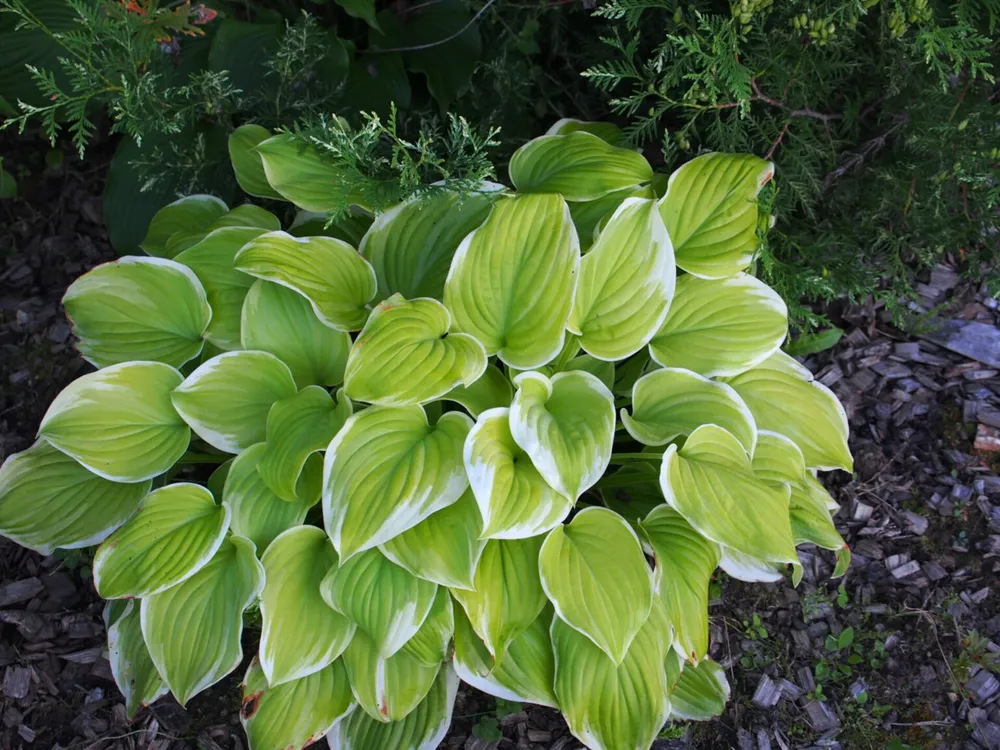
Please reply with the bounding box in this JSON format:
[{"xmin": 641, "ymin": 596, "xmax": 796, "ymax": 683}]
[
  {"xmin": 765, "ymin": 121, "xmax": 791, "ymax": 159},
  {"xmin": 751, "ymin": 80, "xmax": 843, "ymax": 123}
]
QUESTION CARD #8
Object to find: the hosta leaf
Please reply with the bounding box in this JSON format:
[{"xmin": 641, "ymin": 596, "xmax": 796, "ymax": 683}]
[
  {"xmin": 723, "ymin": 351, "xmax": 852, "ymax": 471},
  {"xmin": 359, "ymin": 190, "xmax": 494, "ymax": 300},
  {"xmin": 751, "ymin": 429, "xmax": 807, "ymax": 484},
  {"xmin": 509, "ymin": 370, "xmax": 615, "ymax": 501},
  {"xmin": 255, "ymin": 135, "xmax": 351, "ymax": 213},
  {"xmin": 208, "ymin": 204, "xmax": 281, "ymax": 232},
  {"xmin": 344, "ymin": 295, "xmax": 487, "ymax": 406},
  {"xmin": 242, "ymin": 280, "xmax": 351, "ymax": 388},
  {"xmin": 235, "ymin": 231, "xmax": 377, "ymax": 331},
  {"xmin": 509, "ymin": 132, "xmax": 652, "ymax": 201},
  {"xmin": 658, "ymin": 153, "xmax": 774, "ymax": 278},
  {"xmin": 320, "ymin": 548, "xmax": 438, "ymax": 658},
  {"xmin": 174, "ymin": 227, "xmax": 266, "ymax": 350},
  {"xmin": 380, "ymin": 489, "xmax": 485, "ymax": 590},
  {"xmin": 599, "ymin": 465, "xmax": 664, "ymax": 523},
  {"xmin": 545, "ymin": 118, "xmax": 625, "ymax": 146},
  {"xmin": 228, "ymin": 125, "xmax": 283, "ymax": 200},
  {"xmin": 443, "ymin": 193, "xmax": 579, "ymax": 369},
  {"xmin": 567, "ymin": 198, "xmax": 675, "ymax": 360},
  {"xmin": 567, "ymin": 187, "xmax": 634, "ymax": 251},
  {"xmin": 93, "ymin": 483, "xmax": 229, "ymax": 599},
  {"xmin": 718, "ymin": 547, "xmax": 785, "ymax": 583},
  {"xmin": 564, "ymin": 353, "xmax": 615, "ymax": 391},
  {"xmin": 63, "ymin": 257, "xmax": 211, "ymax": 368},
  {"xmin": 106, "ymin": 601, "xmax": 167, "ymax": 718},
  {"xmin": 621, "ymin": 367, "xmax": 757, "ymax": 452},
  {"xmin": 400, "ymin": 587, "xmax": 453, "ymax": 666},
  {"xmin": 453, "ymin": 603, "xmax": 557, "ymax": 708},
  {"xmin": 327, "ymin": 663, "xmax": 458, "ymax": 750},
  {"xmin": 464, "ymin": 407, "xmax": 572, "ymax": 540},
  {"xmin": 539, "ymin": 507, "xmax": 654, "ymax": 664},
  {"xmin": 640, "ymin": 505, "xmax": 720, "ymax": 664},
  {"xmin": 342, "ymin": 627, "xmax": 441, "ymax": 722},
  {"xmin": 450, "ymin": 536, "xmax": 547, "ymax": 663},
  {"xmin": 224, "ymin": 444, "xmax": 322, "ymax": 552},
  {"xmin": 141, "ymin": 195, "xmax": 228, "ymax": 258},
  {"xmin": 38, "ymin": 362, "xmax": 189, "ymax": 482},
  {"xmin": 660, "ymin": 424, "xmax": 798, "ymax": 569},
  {"xmin": 171, "ymin": 351, "xmax": 297, "ymax": 453},
  {"xmin": 260, "ymin": 526, "xmax": 355, "ymax": 686},
  {"xmin": 291, "ymin": 210, "xmax": 374, "ymax": 246},
  {"xmin": 668, "ymin": 656, "xmax": 730, "ymax": 720},
  {"xmin": 649, "ymin": 273, "xmax": 787, "ymax": 378},
  {"xmin": 141, "ymin": 536, "xmax": 264, "ymax": 706},
  {"xmin": 441, "ymin": 364, "xmax": 513, "ymax": 417},
  {"xmin": 258, "ymin": 386, "xmax": 352, "ymax": 502},
  {"xmin": 241, "ymin": 658, "xmax": 354, "ymax": 750},
  {"xmin": 552, "ymin": 599, "xmax": 672, "ymax": 750},
  {"xmin": 323, "ymin": 406, "xmax": 470, "ymax": 560},
  {"xmin": 0, "ymin": 441, "xmax": 149, "ymax": 555}
]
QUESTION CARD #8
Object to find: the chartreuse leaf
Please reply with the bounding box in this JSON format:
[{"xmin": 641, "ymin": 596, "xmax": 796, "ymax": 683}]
[
  {"xmin": 323, "ymin": 406, "xmax": 471, "ymax": 560},
  {"xmin": 649, "ymin": 273, "xmax": 788, "ymax": 378},
  {"xmin": 235, "ymin": 231, "xmax": 377, "ymax": 331},
  {"xmin": 208, "ymin": 204, "xmax": 282, "ymax": 232},
  {"xmin": 228, "ymin": 125, "xmax": 283, "ymax": 200},
  {"xmin": 0, "ymin": 441, "xmax": 149, "ymax": 555},
  {"xmin": 622, "ymin": 367, "xmax": 757, "ymax": 452},
  {"xmin": 380, "ymin": 489, "xmax": 485, "ymax": 590},
  {"xmin": 658, "ymin": 153, "xmax": 774, "ymax": 278},
  {"xmin": 242, "ymin": 280, "xmax": 351, "ymax": 388},
  {"xmin": 174, "ymin": 227, "xmax": 266, "ymax": 350},
  {"xmin": 640, "ymin": 505, "xmax": 720, "ymax": 664},
  {"xmin": 106, "ymin": 601, "xmax": 167, "ymax": 718},
  {"xmin": 344, "ymin": 295, "xmax": 487, "ymax": 406},
  {"xmin": 400, "ymin": 587, "xmax": 453, "ymax": 666},
  {"xmin": 171, "ymin": 351, "xmax": 297, "ymax": 453},
  {"xmin": 545, "ymin": 118, "xmax": 625, "ymax": 146},
  {"xmin": 63, "ymin": 257, "xmax": 211, "ymax": 368},
  {"xmin": 567, "ymin": 187, "xmax": 634, "ymax": 251},
  {"xmin": 539, "ymin": 507, "xmax": 654, "ymax": 665},
  {"xmin": 260, "ymin": 526, "xmax": 355, "ymax": 686},
  {"xmin": 567, "ymin": 198, "xmax": 675, "ymax": 360},
  {"xmin": 668, "ymin": 656, "xmax": 730, "ymax": 721},
  {"xmin": 291, "ymin": 210, "xmax": 374, "ymax": 246},
  {"xmin": 565, "ymin": 354, "xmax": 615, "ymax": 391},
  {"xmin": 509, "ymin": 132, "xmax": 653, "ymax": 201},
  {"xmin": 718, "ymin": 547, "xmax": 785, "ymax": 584},
  {"xmin": 224, "ymin": 445, "xmax": 322, "ymax": 551},
  {"xmin": 241, "ymin": 658, "xmax": 354, "ymax": 750},
  {"xmin": 255, "ymin": 134, "xmax": 352, "ymax": 213},
  {"xmin": 359, "ymin": 190, "xmax": 494, "ymax": 300},
  {"xmin": 93, "ymin": 483, "xmax": 229, "ymax": 599},
  {"xmin": 320, "ymin": 548, "xmax": 438, "ymax": 657},
  {"xmin": 453, "ymin": 603, "xmax": 557, "ymax": 708},
  {"xmin": 141, "ymin": 536, "xmax": 264, "ymax": 706},
  {"xmin": 509, "ymin": 370, "xmax": 615, "ymax": 501},
  {"xmin": 660, "ymin": 425, "xmax": 798, "ymax": 571},
  {"xmin": 552, "ymin": 598, "xmax": 673, "ymax": 750},
  {"xmin": 441, "ymin": 365, "xmax": 513, "ymax": 417},
  {"xmin": 141, "ymin": 195, "xmax": 228, "ymax": 258},
  {"xmin": 342, "ymin": 627, "xmax": 441, "ymax": 722},
  {"xmin": 327, "ymin": 663, "xmax": 458, "ymax": 750},
  {"xmin": 724, "ymin": 350, "xmax": 853, "ymax": 471},
  {"xmin": 443, "ymin": 193, "xmax": 579, "ymax": 369},
  {"xmin": 450, "ymin": 536, "xmax": 547, "ymax": 662},
  {"xmin": 258, "ymin": 386, "xmax": 352, "ymax": 502},
  {"xmin": 464, "ymin": 407, "xmax": 572, "ymax": 540},
  {"xmin": 38, "ymin": 362, "xmax": 189, "ymax": 482}
]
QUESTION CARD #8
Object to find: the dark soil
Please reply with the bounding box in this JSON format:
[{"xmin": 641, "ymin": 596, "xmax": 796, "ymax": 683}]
[{"xmin": 1, "ymin": 130, "xmax": 999, "ymax": 750}]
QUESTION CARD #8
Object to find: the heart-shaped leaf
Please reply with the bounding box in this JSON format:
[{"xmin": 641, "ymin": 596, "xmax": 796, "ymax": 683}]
[
  {"xmin": 255, "ymin": 134, "xmax": 352, "ymax": 213},
  {"xmin": 229, "ymin": 125, "xmax": 283, "ymax": 200},
  {"xmin": 443, "ymin": 193, "xmax": 580, "ymax": 369},
  {"xmin": 323, "ymin": 406, "xmax": 471, "ymax": 560},
  {"xmin": 440, "ymin": 364, "xmax": 513, "ymax": 417},
  {"xmin": 94, "ymin": 483, "xmax": 229, "ymax": 599},
  {"xmin": 235, "ymin": 231, "xmax": 377, "ymax": 331},
  {"xmin": 567, "ymin": 198, "xmax": 675, "ymax": 360},
  {"xmin": 141, "ymin": 195, "xmax": 228, "ymax": 258},
  {"xmin": 464, "ymin": 407, "xmax": 572, "ymax": 540},
  {"xmin": 344, "ymin": 295, "xmax": 487, "ymax": 406},
  {"xmin": 539, "ymin": 507, "xmax": 654, "ymax": 665},
  {"xmin": 0, "ymin": 440, "xmax": 149, "ymax": 554},
  {"xmin": 667, "ymin": 655, "xmax": 730, "ymax": 721},
  {"xmin": 509, "ymin": 370, "xmax": 615, "ymax": 501},
  {"xmin": 63, "ymin": 257, "xmax": 211, "ymax": 368},
  {"xmin": 400, "ymin": 587, "xmax": 453, "ymax": 666},
  {"xmin": 39, "ymin": 362, "xmax": 189, "ymax": 482},
  {"xmin": 649, "ymin": 273, "xmax": 787, "ymax": 378},
  {"xmin": 171, "ymin": 351, "xmax": 297, "ymax": 453},
  {"xmin": 545, "ymin": 118, "xmax": 625, "ymax": 146},
  {"xmin": 260, "ymin": 525, "xmax": 355, "ymax": 686},
  {"xmin": 141, "ymin": 535, "xmax": 264, "ymax": 706},
  {"xmin": 106, "ymin": 601, "xmax": 168, "ymax": 718}
]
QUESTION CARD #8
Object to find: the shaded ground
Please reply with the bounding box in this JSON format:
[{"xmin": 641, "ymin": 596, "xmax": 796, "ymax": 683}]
[{"xmin": 1, "ymin": 131, "xmax": 999, "ymax": 750}]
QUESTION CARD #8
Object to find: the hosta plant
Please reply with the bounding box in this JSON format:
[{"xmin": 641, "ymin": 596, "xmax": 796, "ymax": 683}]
[{"xmin": 0, "ymin": 121, "xmax": 853, "ymax": 750}]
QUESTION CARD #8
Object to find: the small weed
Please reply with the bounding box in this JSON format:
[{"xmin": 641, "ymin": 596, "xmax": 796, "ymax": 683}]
[
  {"xmin": 743, "ymin": 613, "xmax": 769, "ymax": 640},
  {"xmin": 471, "ymin": 698, "xmax": 523, "ymax": 741}
]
